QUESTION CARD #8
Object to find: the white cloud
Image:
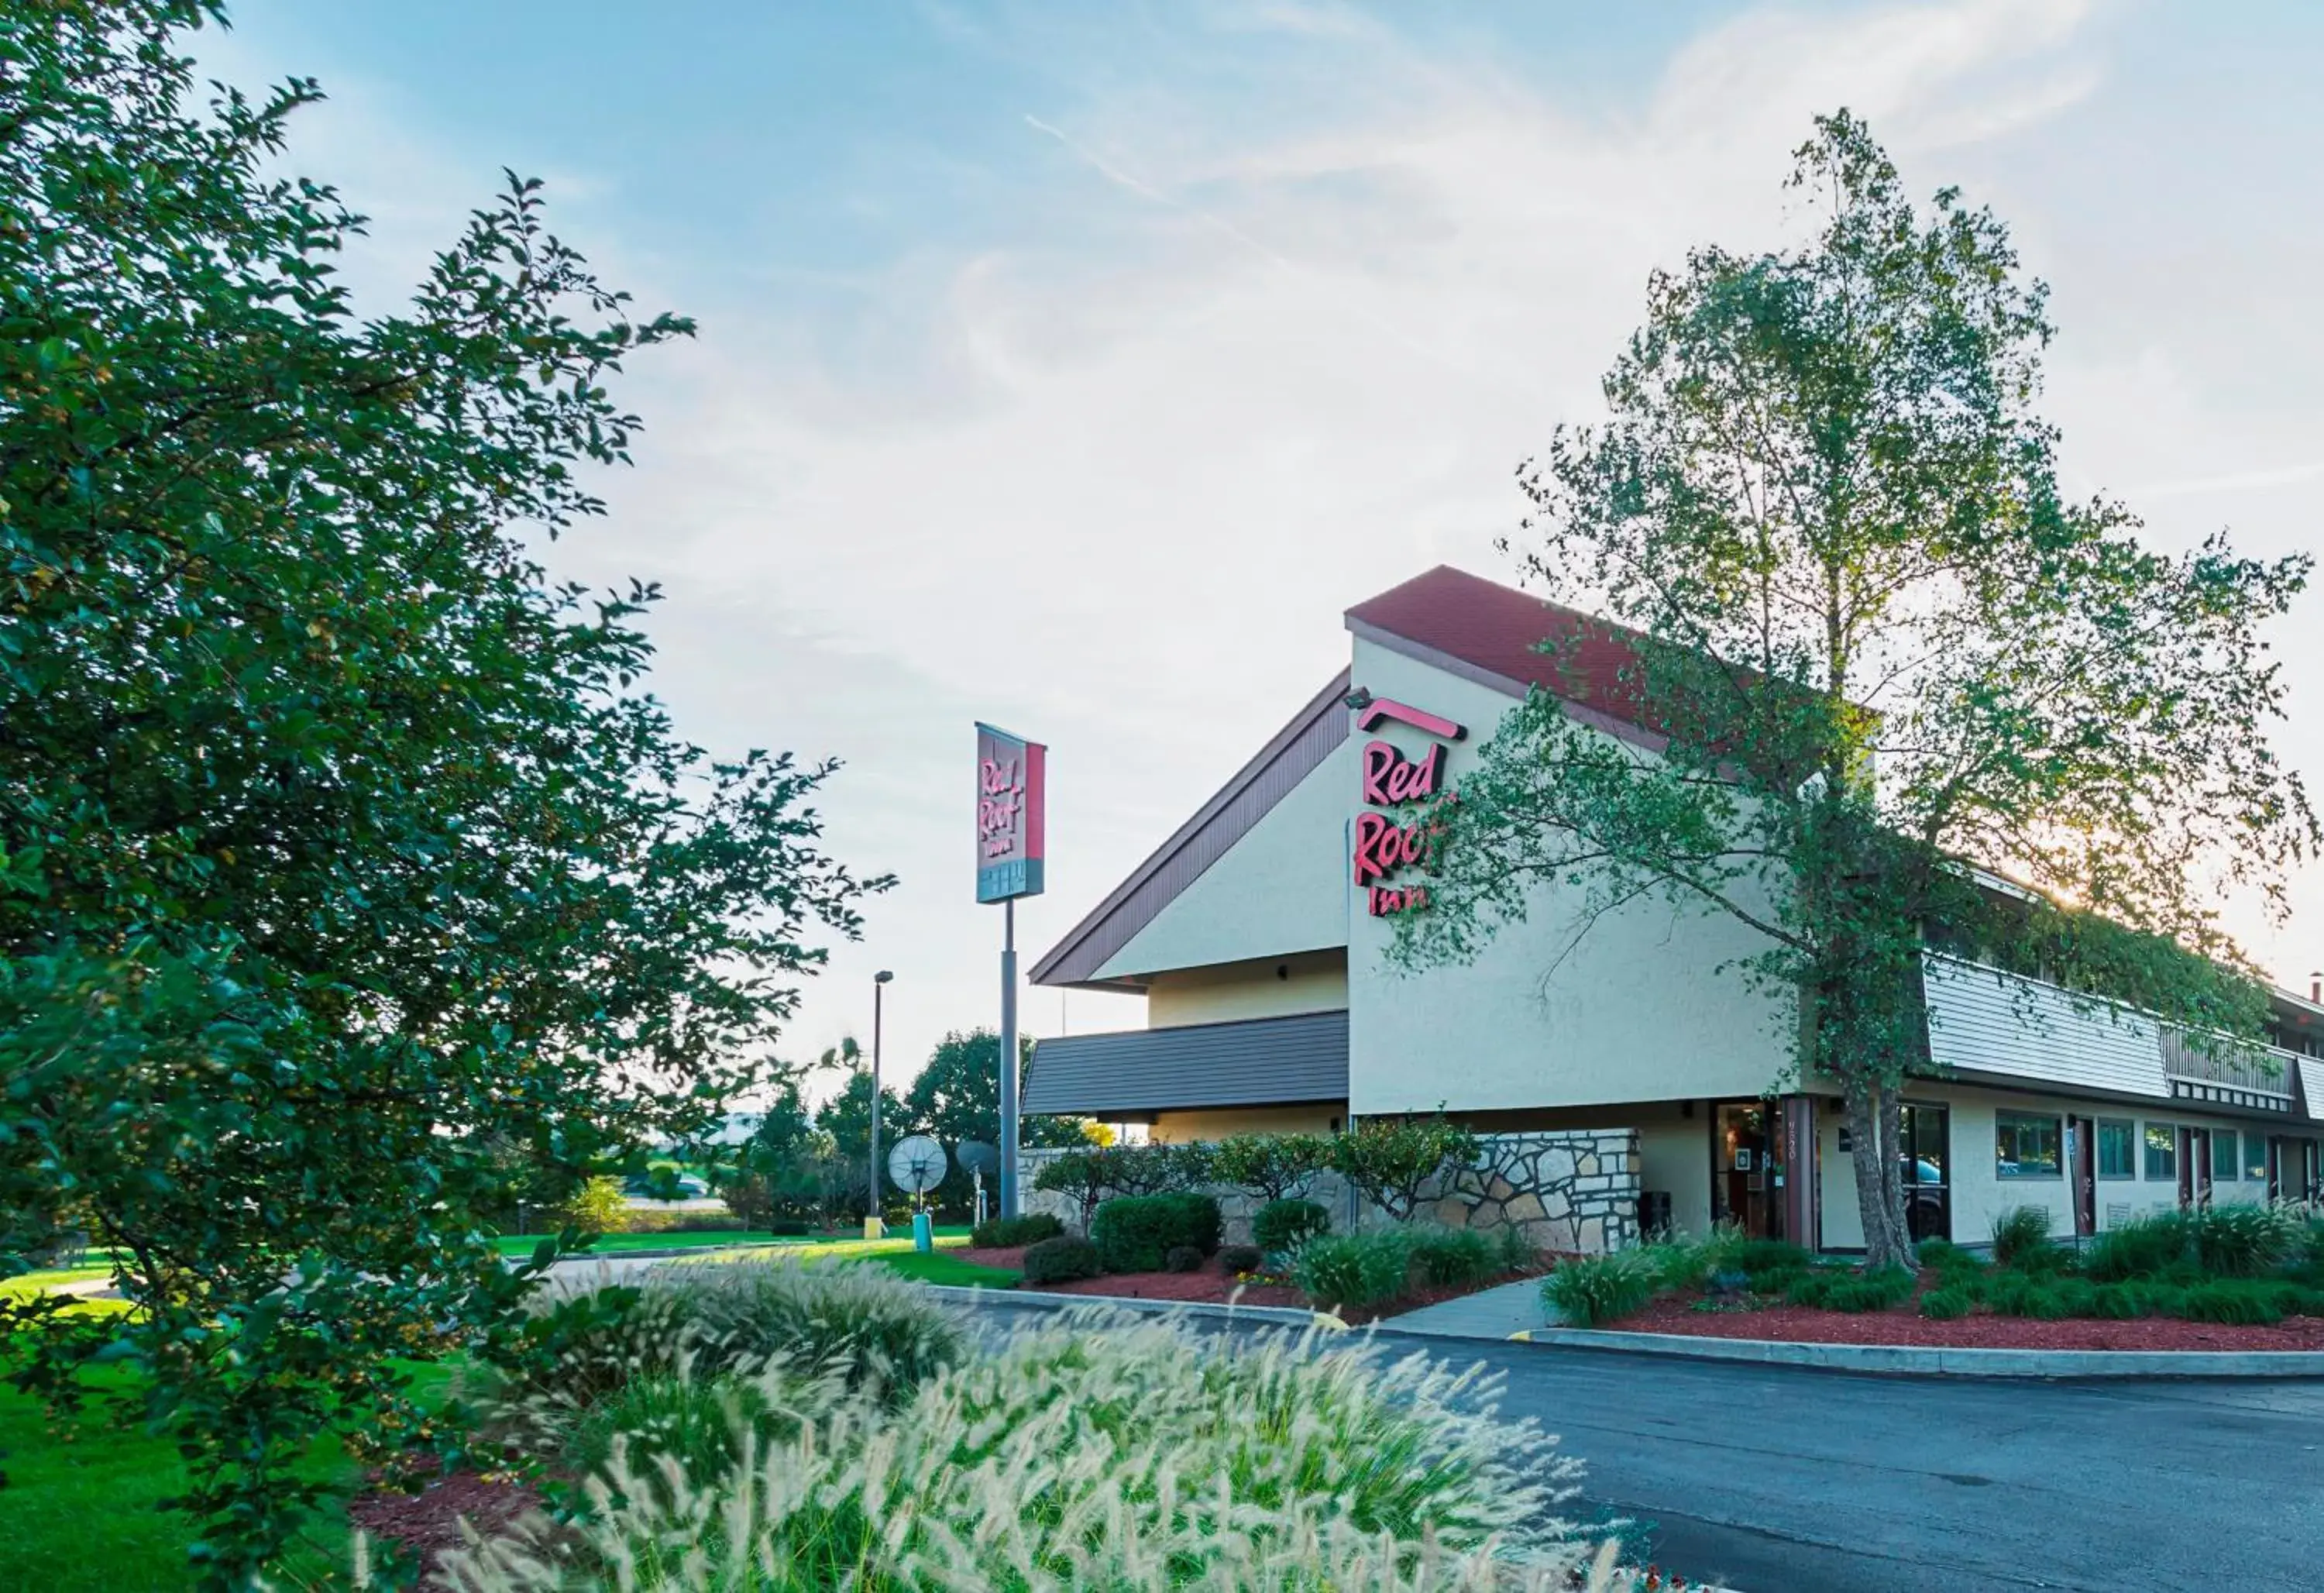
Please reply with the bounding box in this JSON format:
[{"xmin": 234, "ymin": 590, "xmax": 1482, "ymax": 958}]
[{"xmin": 205, "ymin": 0, "xmax": 2324, "ymax": 1085}]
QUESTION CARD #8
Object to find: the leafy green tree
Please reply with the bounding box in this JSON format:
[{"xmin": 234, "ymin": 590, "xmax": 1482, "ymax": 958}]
[
  {"xmin": 0, "ymin": 3, "xmax": 882, "ymax": 1579},
  {"xmin": 815, "ymin": 1065, "xmax": 909, "ymax": 1215},
  {"xmin": 749, "ymin": 1080, "xmax": 818, "ymax": 1166},
  {"xmin": 904, "ymin": 1027, "xmax": 1089, "ymax": 1209},
  {"xmin": 1209, "ymin": 1133, "xmax": 1331, "ymax": 1204},
  {"xmin": 1329, "ymin": 1119, "xmax": 1478, "ymax": 1223},
  {"xmin": 1396, "ymin": 113, "xmax": 2312, "ymax": 1268}
]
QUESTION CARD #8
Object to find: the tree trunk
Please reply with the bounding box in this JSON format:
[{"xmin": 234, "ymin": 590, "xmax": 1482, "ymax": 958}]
[
  {"xmin": 1844, "ymin": 1079, "xmax": 1913, "ymax": 1271},
  {"xmin": 1875, "ymin": 1079, "xmax": 1909, "ymax": 1265}
]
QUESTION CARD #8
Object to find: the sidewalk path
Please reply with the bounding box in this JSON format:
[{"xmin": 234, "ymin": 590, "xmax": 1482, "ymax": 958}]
[{"xmin": 1382, "ymin": 1275, "xmax": 1556, "ymax": 1337}]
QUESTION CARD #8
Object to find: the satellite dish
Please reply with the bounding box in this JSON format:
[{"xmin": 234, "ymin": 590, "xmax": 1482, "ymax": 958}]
[
  {"xmin": 957, "ymin": 1141, "xmax": 999, "ymax": 1176},
  {"xmin": 886, "ymin": 1135, "xmax": 949, "ymax": 1199}
]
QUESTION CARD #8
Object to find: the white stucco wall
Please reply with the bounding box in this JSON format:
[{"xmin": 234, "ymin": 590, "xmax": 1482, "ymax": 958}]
[
  {"xmin": 1346, "ymin": 637, "xmax": 1796, "ymax": 1116},
  {"xmin": 1144, "ymin": 951, "xmax": 1348, "ymax": 1028},
  {"xmin": 1095, "ymin": 738, "xmax": 1352, "ymax": 981}
]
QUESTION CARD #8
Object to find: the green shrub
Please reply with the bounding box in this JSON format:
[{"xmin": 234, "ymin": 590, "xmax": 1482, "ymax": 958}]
[
  {"xmin": 2092, "ymin": 1282, "xmax": 2154, "ymax": 1319},
  {"xmin": 561, "ymin": 1371, "xmax": 800, "ymax": 1500},
  {"xmin": 1989, "ymin": 1204, "xmax": 2055, "ymax": 1270},
  {"xmin": 1985, "ymin": 1274, "xmax": 2094, "ymax": 1319},
  {"xmin": 1783, "ymin": 1271, "xmax": 1836, "ymax": 1309},
  {"xmin": 1639, "ymin": 1234, "xmax": 1717, "ymax": 1292},
  {"xmin": 1408, "ymin": 1227, "xmax": 1501, "ymax": 1289},
  {"xmin": 1915, "ymin": 1237, "xmax": 1972, "ymax": 1272},
  {"xmin": 1918, "ymin": 1287, "xmax": 1974, "ymax": 1320},
  {"xmin": 483, "ymin": 1259, "xmax": 965, "ymax": 1456},
  {"xmin": 1540, "ymin": 1252, "xmax": 1655, "ymax": 1328},
  {"xmin": 1091, "ymin": 1193, "xmax": 1223, "ymax": 1272},
  {"xmin": 1823, "ymin": 1264, "xmax": 1915, "ymax": 1313},
  {"xmin": 2191, "ymin": 1203, "xmax": 2297, "ymax": 1278},
  {"xmin": 1251, "ymin": 1198, "xmax": 1333, "ymax": 1255},
  {"xmin": 1218, "ymin": 1244, "xmax": 1263, "ymax": 1276},
  {"xmin": 1329, "ymin": 1117, "xmax": 1481, "ymax": 1223},
  {"xmin": 1022, "ymin": 1233, "xmax": 1103, "ymax": 1285},
  {"xmin": 1728, "ymin": 1238, "xmax": 1813, "ymax": 1282},
  {"xmin": 557, "ymin": 1175, "xmax": 629, "ymax": 1237},
  {"xmin": 682, "ymin": 1259, "xmax": 965, "ymax": 1398},
  {"xmin": 1293, "ymin": 1230, "xmax": 1415, "ymax": 1311},
  {"xmin": 2085, "ymin": 1211, "xmax": 2195, "ymax": 1282},
  {"xmin": 1103, "ymin": 1141, "xmax": 1217, "ymax": 1196},
  {"xmin": 1493, "ymin": 1222, "xmax": 1538, "ymax": 1274},
  {"xmin": 452, "ymin": 1314, "xmax": 1606, "ymax": 1589},
  {"xmin": 768, "ymin": 1218, "xmax": 811, "ymax": 1237},
  {"xmin": 1208, "ymin": 1133, "xmax": 1331, "ymax": 1203},
  {"xmin": 493, "ymin": 1280, "xmax": 695, "ymax": 1409},
  {"xmin": 971, "ymin": 1213, "xmax": 1065, "ymax": 1250},
  {"xmin": 2180, "ymin": 1280, "xmax": 2283, "ymax": 1326},
  {"xmin": 1165, "ymin": 1244, "xmax": 1205, "ymax": 1274}
]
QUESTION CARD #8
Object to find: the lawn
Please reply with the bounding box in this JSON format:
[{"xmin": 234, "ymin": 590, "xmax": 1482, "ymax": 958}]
[
  {"xmin": 491, "ymin": 1225, "xmax": 972, "ymax": 1259},
  {"xmin": 0, "ymin": 1359, "xmax": 456, "ymax": 1591},
  {"xmin": 849, "ymin": 1249, "xmax": 1021, "ymax": 1289}
]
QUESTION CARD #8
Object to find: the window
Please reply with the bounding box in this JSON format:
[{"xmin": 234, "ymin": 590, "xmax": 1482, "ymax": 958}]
[
  {"xmin": 2144, "ymin": 1123, "xmax": 2178, "ymax": 1181},
  {"xmin": 2245, "ymin": 1134, "xmax": 2268, "ymax": 1182},
  {"xmin": 2096, "ymin": 1119, "xmax": 2136, "ymax": 1180},
  {"xmin": 1996, "ymin": 1112, "xmax": 2063, "ymax": 1178},
  {"xmin": 2210, "ymin": 1130, "xmax": 2240, "ymax": 1183}
]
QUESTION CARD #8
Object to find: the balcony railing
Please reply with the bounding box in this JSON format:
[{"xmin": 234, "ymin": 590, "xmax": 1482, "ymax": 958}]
[{"xmin": 2161, "ymin": 1028, "xmax": 2298, "ymax": 1106}]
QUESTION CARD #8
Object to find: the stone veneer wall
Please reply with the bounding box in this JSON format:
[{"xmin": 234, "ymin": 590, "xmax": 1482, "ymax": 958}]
[{"xmin": 1019, "ymin": 1128, "xmax": 1640, "ymax": 1255}]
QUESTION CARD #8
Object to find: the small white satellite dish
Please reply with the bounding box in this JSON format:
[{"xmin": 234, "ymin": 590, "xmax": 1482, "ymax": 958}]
[{"xmin": 886, "ymin": 1134, "xmax": 949, "ymax": 1205}]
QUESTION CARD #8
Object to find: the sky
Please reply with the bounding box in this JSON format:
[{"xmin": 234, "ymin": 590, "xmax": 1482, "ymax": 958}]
[{"xmin": 201, "ymin": 0, "xmax": 2324, "ymax": 1099}]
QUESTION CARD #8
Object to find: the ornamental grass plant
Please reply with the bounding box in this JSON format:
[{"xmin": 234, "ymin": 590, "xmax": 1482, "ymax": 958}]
[
  {"xmin": 439, "ymin": 1312, "xmax": 1636, "ymax": 1591},
  {"xmin": 476, "ymin": 1258, "xmax": 968, "ymax": 1458}
]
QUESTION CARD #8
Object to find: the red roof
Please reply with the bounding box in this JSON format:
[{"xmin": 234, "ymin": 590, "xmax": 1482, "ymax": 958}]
[{"xmin": 1344, "ymin": 565, "xmax": 1652, "ymax": 730}]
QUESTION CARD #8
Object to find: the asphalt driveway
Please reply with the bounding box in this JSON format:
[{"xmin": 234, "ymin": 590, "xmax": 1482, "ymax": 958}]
[{"xmin": 961, "ymin": 1295, "xmax": 2324, "ymax": 1592}]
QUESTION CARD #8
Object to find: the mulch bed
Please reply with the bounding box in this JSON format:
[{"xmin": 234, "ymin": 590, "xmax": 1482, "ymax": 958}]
[
  {"xmin": 1611, "ymin": 1292, "xmax": 2324, "ymax": 1351},
  {"xmin": 960, "ymin": 1246, "xmax": 1542, "ymax": 1325},
  {"xmin": 348, "ymin": 1469, "xmax": 544, "ymax": 1574}
]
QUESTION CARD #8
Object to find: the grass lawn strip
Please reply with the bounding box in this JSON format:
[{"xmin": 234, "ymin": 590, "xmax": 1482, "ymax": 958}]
[
  {"xmin": 490, "ymin": 1225, "xmax": 971, "ymax": 1258},
  {"xmin": 0, "ymin": 1359, "xmax": 457, "ymax": 1592}
]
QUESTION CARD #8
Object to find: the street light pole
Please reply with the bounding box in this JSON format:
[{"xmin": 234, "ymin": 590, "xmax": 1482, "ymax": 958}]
[{"xmin": 870, "ymin": 969, "xmax": 893, "ymax": 1238}]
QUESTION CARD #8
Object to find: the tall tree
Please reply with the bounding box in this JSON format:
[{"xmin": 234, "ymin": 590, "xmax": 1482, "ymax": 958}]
[
  {"xmin": 1397, "ymin": 112, "xmax": 2313, "ymax": 1269},
  {"xmin": 0, "ymin": 2, "xmax": 883, "ymax": 1580},
  {"xmin": 905, "ymin": 1027, "xmax": 1089, "ymax": 1210},
  {"xmin": 816, "ymin": 1065, "xmax": 908, "ymax": 1214}
]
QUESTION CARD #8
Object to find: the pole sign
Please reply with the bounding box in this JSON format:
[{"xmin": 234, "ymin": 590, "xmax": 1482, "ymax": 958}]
[{"xmin": 975, "ymin": 722, "xmax": 1046, "ymax": 903}]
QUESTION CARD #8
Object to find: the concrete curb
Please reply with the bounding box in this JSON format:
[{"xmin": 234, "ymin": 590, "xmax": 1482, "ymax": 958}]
[
  {"xmin": 927, "ymin": 1284, "xmax": 1331, "ymax": 1330},
  {"xmin": 1502, "ymin": 1326, "xmax": 2324, "ymax": 1378}
]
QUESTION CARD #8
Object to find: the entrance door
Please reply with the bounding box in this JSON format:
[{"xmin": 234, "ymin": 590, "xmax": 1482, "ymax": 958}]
[
  {"xmin": 2067, "ymin": 1116, "xmax": 2097, "ymax": 1238},
  {"xmin": 2178, "ymin": 1127, "xmax": 2212, "ymax": 1209},
  {"xmin": 2266, "ymin": 1136, "xmax": 2283, "ymax": 1204},
  {"xmin": 1899, "ymin": 1103, "xmax": 1951, "ymax": 1244},
  {"xmin": 1712, "ymin": 1102, "xmax": 1781, "ymax": 1240}
]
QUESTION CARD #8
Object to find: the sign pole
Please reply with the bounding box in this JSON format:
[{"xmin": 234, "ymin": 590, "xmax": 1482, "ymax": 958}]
[
  {"xmin": 975, "ymin": 721, "xmax": 1043, "ymax": 1223},
  {"xmin": 1000, "ymin": 898, "xmax": 1019, "ymax": 1219}
]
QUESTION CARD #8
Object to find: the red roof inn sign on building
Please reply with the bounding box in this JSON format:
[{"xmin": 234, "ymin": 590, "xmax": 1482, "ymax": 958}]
[
  {"xmin": 1349, "ymin": 697, "xmax": 1463, "ymax": 917},
  {"xmin": 975, "ymin": 723, "xmax": 1047, "ymax": 904}
]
